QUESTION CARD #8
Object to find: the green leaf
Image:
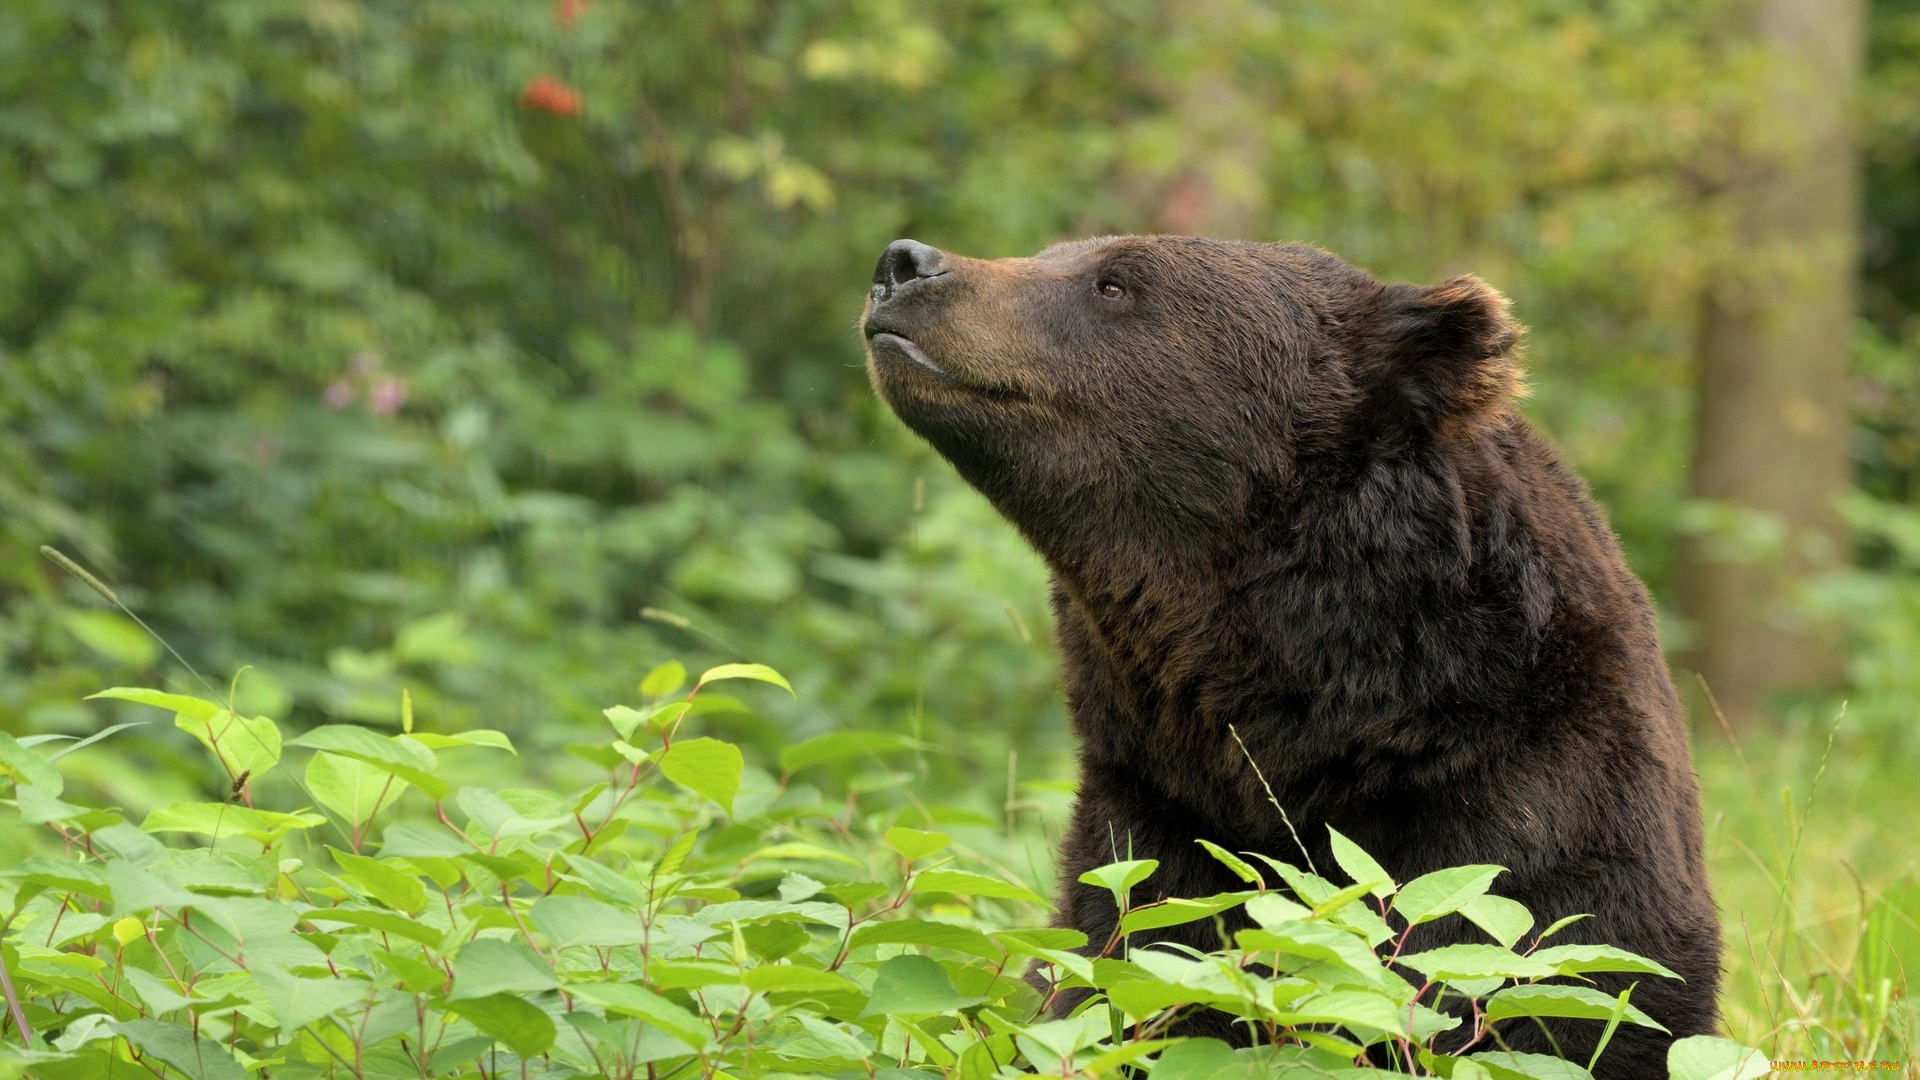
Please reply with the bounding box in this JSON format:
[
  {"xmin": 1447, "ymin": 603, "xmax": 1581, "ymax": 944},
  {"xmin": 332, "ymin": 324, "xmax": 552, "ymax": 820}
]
[
  {"xmin": 1275, "ymin": 989, "xmax": 1407, "ymax": 1033},
  {"xmin": 373, "ymin": 949, "xmax": 446, "ymax": 992},
  {"xmin": 287, "ymin": 726, "xmax": 448, "ymax": 799},
  {"xmin": 1327, "ymin": 827, "xmax": 1395, "ymax": 897},
  {"xmin": 144, "ymin": 802, "xmax": 256, "ymax": 838},
  {"xmin": 1587, "ymin": 985, "xmax": 1632, "ymax": 1071},
  {"xmin": 1394, "ymin": 944, "xmax": 1559, "ymax": 981},
  {"xmin": 566, "ymin": 982, "xmax": 710, "ymax": 1048},
  {"xmin": 1195, "ymin": 839, "xmax": 1264, "ymax": 886},
  {"xmin": 379, "ymin": 820, "xmax": 471, "ymax": 859},
  {"xmin": 2, "ymin": 858, "xmax": 112, "ymax": 902},
  {"xmin": 1078, "ymin": 859, "xmax": 1158, "ymax": 908},
  {"xmin": 1460, "ymin": 894, "xmax": 1535, "ymax": 949},
  {"xmin": 696, "ymin": 662, "xmax": 794, "ymax": 695},
  {"xmin": 111, "ymin": 1019, "xmax": 247, "ymax": 1080},
  {"xmin": 403, "ymin": 730, "xmax": 515, "ymax": 753},
  {"xmin": 817, "ymin": 879, "xmax": 886, "ymax": 905},
  {"xmin": 303, "ymin": 906, "xmax": 444, "ymax": 948},
  {"xmin": 604, "ymin": 702, "xmax": 689, "ymax": 740},
  {"xmin": 1392, "ymin": 864, "xmax": 1504, "ymax": 926},
  {"xmin": 1528, "ymin": 944, "xmax": 1680, "ymax": 979},
  {"xmin": 1537, "ymin": 913, "xmax": 1593, "ymax": 940},
  {"xmin": 45, "ymin": 722, "xmax": 146, "ymax": 763},
  {"xmin": 1244, "ymin": 856, "xmax": 1339, "ymax": 905},
  {"xmin": 12, "ymin": 733, "xmax": 71, "ymax": 747},
  {"xmin": 1023, "ymin": 1011, "xmax": 1115, "ymax": 1059},
  {"xmin": 530, "ymin": 895, "xmax": 648, "ymax": 948},
  {"xmin": 1483, "ymin": 984, "xmax": 1666, "ymax": 1032},
  {"xmin": 454, "ymin": 785, "xmax": 570, "ymax": 841},
  {"xmin": 1310, "ymin": 880, "xmax": 1384, "ymax": 918},
  {"xmin": 774, "ymin": 1016, "xmax": 872, "ymax": 1060},
  {"xmin": 0, "ymin": 733, "xmax": 62, "ymax": 794},
  {"xmin": 142, "ymin": 803, "xmax": 322, "ymax": 842},
  {"xmin": 1423, "ymin": 1054, "xmax": 1496, "ymax": 1080},
  {"xmin": 913, "ymin": 869, "xmax": 1048, "ymax": 906},
  {"xmin": 554, "ymin": 852, "xmax": 647, "ymax": 907},
  {"xmin": 657, "ymin": 736, "xmax": 743, "ymax": 814},
  {"xmin": 253, "ymin": 970, "xmax": 366, "ymax": 1033},
  {"xmin": 999, "ymin": 936, "xmax": 1094, "ymax": 982},
  {"xmin": 428, "ymin": 1036, "xmax": 494, "ymax": 1076},
  {"xmin": 603, "ymin": 705, "xmax": 647, "ymax": 739},
  {"xmin": 1120, "ymin": 891, "xmax": 1257, "ymax": 934},
  {"xmin": 122, "ymin": 968, "xmax": 193, "ymax": 1015},
  {"xmin": 777, "ymin": 870, "xmax": 824, "ymax": 902},
  {"xmin": 741, "ymin": 965, "xmax": 859, "ymax": 994},
  {"xmin": 1664, "ymin": 1035, "xmax": 1771, "ymax": 1080},
  {"xmin": 14, "ymin": 784, "xmax": 87, "ymax": 825},
  {"xmin": 1083, "ymin": 1039, "xmax": 1179, "ymax": 1076},
  {"xmin": 86, "ymin": 688, "xmax": 220, "ymax": 722},
  {"xmin": 446, "ymin": 993, "xmax": 556, "ymax": 1058},
  {"xmin": 657, "ymin": 828, "xmax": 699, "ymax": 877},
  {"xmin": 174, "ymin": 710, "xmax": 281, "ymax": 780},
  {"xmin": 327, "ymin": 846, "xmax": 427, "ymax": 914},
  {"xmin": 884, "ymin": 826, "xmax": 950, "ymax": 862},
  {"xmin": 849, "ymin": 919, "xmax": 1004, "ymax": 960},
  {"xmin": 1236, "ymin": 923, "xmax": 1385, "ymax": 981},
  {"xmin": 777, "ymin": 730, "xmax": 925, "ymax": 774},
  {"xmin": 858, "ymin": 954, "xmax": 985, "ymax": 1017},
  {"xmin": 1470, "ymin": 1051, "xmax": 1597, "ymax": 1080},
  {"xmin": 1105, "ymin": 979, "xmax": 1240, "ymax": 1017},
  {"xmin": 306, "ymin": 752, "xmax": 407, "ymax": 828},
  {"xmin": 1243, "ymin": 891, "xmax": 1312, "ymax": 926},
  {"xmin": 449, "ymin": 938, "xmax": 559, "ymax": 1000},
  {"xmin": 1148, "ymin": 1038, "xmax": 1261, "ymax": 1080},
  {"xmin": 51, "ymin": 1013, "xmax": 117, "ymax": 1052},
  {"xmin": 641, "ymin": 660, "xmax": 688, "ymax": 697}
]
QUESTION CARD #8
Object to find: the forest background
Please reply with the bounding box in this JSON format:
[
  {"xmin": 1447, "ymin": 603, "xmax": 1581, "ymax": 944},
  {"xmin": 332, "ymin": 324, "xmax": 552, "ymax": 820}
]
[{"xmin": 3, "ymin": 0, "xmax": 1919, "ymax": 1064}]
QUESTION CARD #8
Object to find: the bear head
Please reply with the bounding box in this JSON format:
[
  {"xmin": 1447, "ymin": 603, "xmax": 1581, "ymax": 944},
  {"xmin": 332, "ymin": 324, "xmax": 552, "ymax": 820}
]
[{"xmin": 862, "ymin": 235, "xmax": 1523, "ymax": 574}]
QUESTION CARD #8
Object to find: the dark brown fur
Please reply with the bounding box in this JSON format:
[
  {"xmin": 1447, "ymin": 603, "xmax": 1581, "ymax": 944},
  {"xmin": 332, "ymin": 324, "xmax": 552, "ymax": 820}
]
[{"xmin": 861, "ymin": 236, "xmax": 1720, "ymax": 1076}]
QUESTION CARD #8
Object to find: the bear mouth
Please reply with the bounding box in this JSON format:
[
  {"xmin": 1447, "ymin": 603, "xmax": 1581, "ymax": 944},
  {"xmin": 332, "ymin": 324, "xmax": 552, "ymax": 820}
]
[{"xmin": 866, "ymin": 331, "xmax": 953, "ymax": 381}]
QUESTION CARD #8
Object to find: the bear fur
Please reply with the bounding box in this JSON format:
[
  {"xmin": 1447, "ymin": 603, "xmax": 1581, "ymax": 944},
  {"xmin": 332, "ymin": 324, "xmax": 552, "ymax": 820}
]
[{"xmin": 861, "ymin": 235, "xmax": 1720, "ymax": 1077}]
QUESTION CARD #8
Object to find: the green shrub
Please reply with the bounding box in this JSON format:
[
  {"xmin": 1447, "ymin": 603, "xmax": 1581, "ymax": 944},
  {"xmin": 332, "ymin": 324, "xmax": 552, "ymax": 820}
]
[{"xmin": 0, "ymin": 660, "xmax": 1765, "ymax": 1079}]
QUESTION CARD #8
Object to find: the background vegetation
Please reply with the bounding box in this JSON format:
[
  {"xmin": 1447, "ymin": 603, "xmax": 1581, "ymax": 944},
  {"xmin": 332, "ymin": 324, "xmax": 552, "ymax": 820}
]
[{"xmin": 2, "ymin": 0, "xmax": 1918, "ymax": 1074}]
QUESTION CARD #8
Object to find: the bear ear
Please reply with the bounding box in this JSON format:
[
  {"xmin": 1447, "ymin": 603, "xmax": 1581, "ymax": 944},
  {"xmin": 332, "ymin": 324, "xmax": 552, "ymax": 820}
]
[{"xmin": 1362, "ymin": 275, "xmax": 1525, "ymax": 435}]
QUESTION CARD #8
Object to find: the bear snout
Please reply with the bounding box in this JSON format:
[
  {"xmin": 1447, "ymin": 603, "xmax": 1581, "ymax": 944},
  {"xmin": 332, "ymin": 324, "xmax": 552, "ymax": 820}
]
[{"xmin": 870, "ymin": 238, "xmax": 948, "ymax": 304}]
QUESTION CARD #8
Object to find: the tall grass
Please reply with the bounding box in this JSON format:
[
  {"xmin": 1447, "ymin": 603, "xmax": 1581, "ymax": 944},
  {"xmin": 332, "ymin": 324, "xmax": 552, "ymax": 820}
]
[{"xmin": 1701, "ymin": 708, "xmax": 1920, "ymax": 1071}]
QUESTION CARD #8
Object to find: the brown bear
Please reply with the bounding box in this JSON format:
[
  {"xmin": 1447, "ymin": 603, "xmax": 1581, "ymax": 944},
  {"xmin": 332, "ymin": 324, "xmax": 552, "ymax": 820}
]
[{"xmin": 861, "ymin": 235, "xmax": 1720, "ymax": 1077}]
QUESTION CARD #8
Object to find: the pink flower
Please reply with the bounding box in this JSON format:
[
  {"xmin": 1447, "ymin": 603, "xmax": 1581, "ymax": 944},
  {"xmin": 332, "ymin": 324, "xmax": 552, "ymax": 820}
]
[
  {"xmin": 368, "ymin": 376, "xmax": 407, "ymax": 416},
  {"xmin": 323, "ymin": 380, "xmax": 354, "ymax": 409}
]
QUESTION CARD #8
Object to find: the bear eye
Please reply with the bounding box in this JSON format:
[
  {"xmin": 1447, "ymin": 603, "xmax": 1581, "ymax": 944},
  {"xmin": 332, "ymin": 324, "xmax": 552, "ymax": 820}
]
[{"xmin": 1096, "ymin": 280, "xmax": 1125, "ymax": 299}]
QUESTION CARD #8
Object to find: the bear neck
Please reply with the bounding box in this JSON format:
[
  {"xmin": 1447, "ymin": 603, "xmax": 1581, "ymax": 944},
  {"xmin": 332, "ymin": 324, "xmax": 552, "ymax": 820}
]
[{"xmin": 1042, "ymin": 427, "xmax": 1551, "ymax": 754}]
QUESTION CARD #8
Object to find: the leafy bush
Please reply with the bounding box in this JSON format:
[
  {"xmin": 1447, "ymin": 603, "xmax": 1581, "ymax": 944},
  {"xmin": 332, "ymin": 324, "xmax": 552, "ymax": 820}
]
[
  {"xmin": 1, "ymin": 660, "xmax": 1766, "ymax": 1078},
  {"xmin": 2, "ymin": 0, "xmax": 1758, "ymax": 788}
]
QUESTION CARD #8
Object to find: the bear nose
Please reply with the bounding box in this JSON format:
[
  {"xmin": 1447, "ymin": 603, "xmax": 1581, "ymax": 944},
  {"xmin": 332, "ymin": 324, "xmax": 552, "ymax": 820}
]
[{"xmin": 872, "ymin": 239, "xmax": 947, "ymax": 302}]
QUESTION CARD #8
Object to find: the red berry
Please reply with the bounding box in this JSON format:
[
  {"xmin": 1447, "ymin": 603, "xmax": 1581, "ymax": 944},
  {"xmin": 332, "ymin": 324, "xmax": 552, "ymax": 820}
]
[{"xmin": 521, "ymin": 75, "xmax": 582, "ymax": 116}]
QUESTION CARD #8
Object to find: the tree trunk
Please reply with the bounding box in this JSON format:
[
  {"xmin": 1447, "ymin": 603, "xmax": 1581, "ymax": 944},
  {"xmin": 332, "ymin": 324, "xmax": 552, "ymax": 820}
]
[{"xmin": 1682, "ymin": 0, "xmax": 1865, "ymax": 726}]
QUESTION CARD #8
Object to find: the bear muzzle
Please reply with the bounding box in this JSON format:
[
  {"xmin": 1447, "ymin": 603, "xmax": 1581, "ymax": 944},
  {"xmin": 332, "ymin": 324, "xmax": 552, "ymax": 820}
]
[
  {"xmin": 861, "ymin": 238, "xmax": 1042, "ymax": 401},
  {"xmin": 865, "ymin": 238, "xmax": 964, "ymax": 384}
]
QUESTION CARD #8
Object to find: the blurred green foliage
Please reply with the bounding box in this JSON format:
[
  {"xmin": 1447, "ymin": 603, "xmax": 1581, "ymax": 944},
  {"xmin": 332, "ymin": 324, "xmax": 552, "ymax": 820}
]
[{"xmin": 2, "ymin": 0, "xmax": 1919, "ymax": 787}]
